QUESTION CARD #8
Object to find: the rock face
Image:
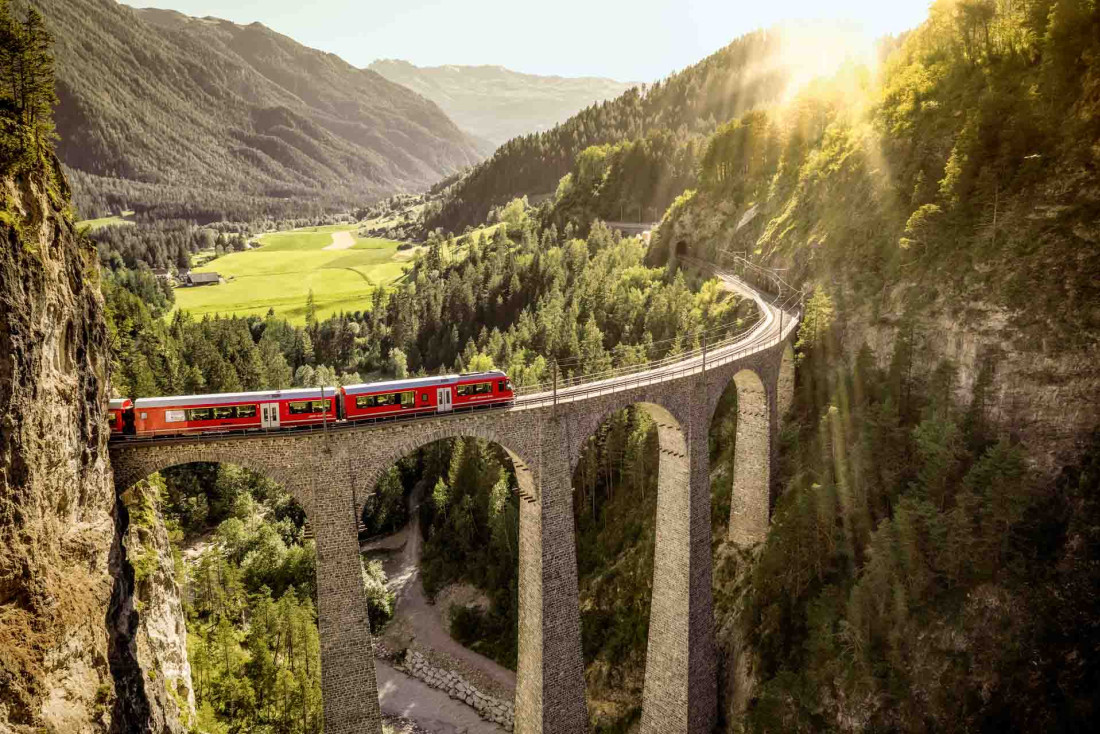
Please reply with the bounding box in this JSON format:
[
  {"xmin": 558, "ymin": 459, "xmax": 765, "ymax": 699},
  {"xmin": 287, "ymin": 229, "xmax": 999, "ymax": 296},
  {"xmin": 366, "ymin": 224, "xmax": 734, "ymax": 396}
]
[
  {"xmin": 0, "ymin": 153, "xmax": 191, "ymax": 733},
  {"xmin": 0, "ymin": 154, "xmax": 114, "ymax": 731},
  {"xmin": 839, "ymin": 294, "xmax": 1100, "ymax": 476},
  {"xmin": 120, "ymin": 478, "xmax": 196, "ymax": 734}
]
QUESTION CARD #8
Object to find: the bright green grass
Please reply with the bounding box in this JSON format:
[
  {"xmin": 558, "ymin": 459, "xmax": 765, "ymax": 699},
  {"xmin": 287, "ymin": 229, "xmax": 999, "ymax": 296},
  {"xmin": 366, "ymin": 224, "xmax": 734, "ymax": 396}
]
[
  {"xmin": 173, "ymin": 225, "xmax": 413, "ymax": 323},
  {"xmin": 78, "ymin": 210, "xmax": 135, "ymax": 231}
]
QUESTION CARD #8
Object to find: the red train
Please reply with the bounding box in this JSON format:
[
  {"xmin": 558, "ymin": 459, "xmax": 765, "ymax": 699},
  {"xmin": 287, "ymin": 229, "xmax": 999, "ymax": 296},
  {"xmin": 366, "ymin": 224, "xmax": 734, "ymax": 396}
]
[{"xmin": 109, "ymin": 370, "xmax": 515, "ymax": 439}]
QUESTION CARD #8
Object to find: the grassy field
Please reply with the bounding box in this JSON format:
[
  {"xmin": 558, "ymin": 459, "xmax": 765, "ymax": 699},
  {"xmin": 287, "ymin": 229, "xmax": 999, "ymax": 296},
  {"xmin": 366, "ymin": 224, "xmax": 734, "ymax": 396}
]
[
  {"xmin": 78, "ymin": 210, "xmax": 135, "ymax": 231},
  {"xmin": 173, "ymin": 225, "xmax": 412, "ymax": 322}
]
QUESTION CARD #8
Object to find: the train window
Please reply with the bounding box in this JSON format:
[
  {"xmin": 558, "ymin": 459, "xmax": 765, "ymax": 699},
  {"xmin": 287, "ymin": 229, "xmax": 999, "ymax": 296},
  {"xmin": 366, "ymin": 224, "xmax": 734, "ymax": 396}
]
[
  {"xmin": 358, "ymin": 392, "xmax": 412, "ymax": 408},
  {"xmin": 498, "ymin": 380, "xmax": 507, "ymax": 391},
  {"xmin": 458, "ymin": 382, "xmax": 492, "ymax": 396},
  {"xmin": 288, "ymin": 400, "xmax": 326, "ymax": 414},
  {"xmin": 186, "ymin": 408, "xmax": 213, "ymax": 421},
  {"xmin": 237, "ymin": 405, "xmax": 257, "ymax": 418},
  {"xmin": 421, "ymin": 392, "xmax": 429, "ymax": 403},
  {"xmin": 213, "ymin": 407, "xmax": 235, "ymax": 420}
]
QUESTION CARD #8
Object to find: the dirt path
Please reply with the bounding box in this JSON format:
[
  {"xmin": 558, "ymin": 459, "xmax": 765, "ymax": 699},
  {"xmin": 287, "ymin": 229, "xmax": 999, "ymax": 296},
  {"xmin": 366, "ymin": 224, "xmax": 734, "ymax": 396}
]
[
  {"xmin": 322, "ymin": 230, "xmax": 356, "ymax": 251},
  {"xmin": 366, "ymin": 482, "xmax": 517, "ymax": 698},
  {"xmin": 376, "ymin": 662, "xmax": 505, "ymax": 734}
]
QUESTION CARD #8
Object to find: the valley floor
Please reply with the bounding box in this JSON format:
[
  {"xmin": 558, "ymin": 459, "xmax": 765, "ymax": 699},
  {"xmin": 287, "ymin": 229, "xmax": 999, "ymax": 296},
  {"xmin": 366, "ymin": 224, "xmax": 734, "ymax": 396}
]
[
  {"xmin": 173, "ymin": 224, "xmax": 410, "ymax": 322},
  {"xmin": 366, "ymin": 480, "xmax": 514, "ymax": 732},
  {"xmin": 377, "ymin": 662, "xmax": 505, "ymax": 734}
]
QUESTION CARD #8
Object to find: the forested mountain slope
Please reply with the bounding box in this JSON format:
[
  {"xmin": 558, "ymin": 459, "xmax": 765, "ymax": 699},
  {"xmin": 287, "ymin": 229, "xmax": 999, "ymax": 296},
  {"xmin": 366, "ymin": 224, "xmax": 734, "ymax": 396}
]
[
  {"xmin": 423, "ymin": 29, "xmax": 794, "ymax": 232},
  {"xmin": 370, "ymin": 59, "xmax": 636, "ymax": 147},
  {"xmin": 37, "ymin": 0, "xmax": 483, "ymax": 221},
  {"xmin": 652, "ymin": 0, "xmax": 1100, "ymax": 467},
  {"xmin": 644, "ymin": 0, "xmax": 1100, "ymax": 728}
]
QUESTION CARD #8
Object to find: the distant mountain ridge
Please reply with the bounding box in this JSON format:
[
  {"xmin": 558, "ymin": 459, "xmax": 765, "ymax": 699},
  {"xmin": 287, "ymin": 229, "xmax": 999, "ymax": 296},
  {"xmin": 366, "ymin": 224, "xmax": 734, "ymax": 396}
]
[
  {"xmin": 369, "ymin": 58, "xmax": 636, "ymax": 146},
  {"xmin": 423, "ymin": 29, "xmax": 793, "ymax": 233},
  {"xmin": 39, "ymin": 0, "xmax": 485, "ymax": 220}
]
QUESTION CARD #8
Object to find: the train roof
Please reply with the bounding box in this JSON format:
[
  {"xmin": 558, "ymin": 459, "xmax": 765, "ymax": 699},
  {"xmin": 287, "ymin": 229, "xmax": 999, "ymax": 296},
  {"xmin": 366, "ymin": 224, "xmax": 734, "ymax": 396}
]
[
  {"xmin": 342, "ymin": 370, "xmax": 508, "ymax": 396},
  {"xmin": 133, "ymin": 387, "xmax": 338, "ymax": 409},
  {"xmin": 109, "ymin": 398, "xmax": 133, "ymax": 410}
]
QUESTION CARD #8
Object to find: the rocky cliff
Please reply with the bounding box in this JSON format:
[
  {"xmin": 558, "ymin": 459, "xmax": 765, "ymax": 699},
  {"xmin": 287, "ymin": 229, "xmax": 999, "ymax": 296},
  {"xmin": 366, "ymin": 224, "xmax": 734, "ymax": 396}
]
[
  {"xmin": 119, "ymin": 477, "xmax": 195, "ymax": 734},
  {"xmin": 0, "ymin": 153, "xmax": 115, "ymax": 731},
  {"xmin": 0, "ymin": 151, "xmax": 194, "ymax": 733}
]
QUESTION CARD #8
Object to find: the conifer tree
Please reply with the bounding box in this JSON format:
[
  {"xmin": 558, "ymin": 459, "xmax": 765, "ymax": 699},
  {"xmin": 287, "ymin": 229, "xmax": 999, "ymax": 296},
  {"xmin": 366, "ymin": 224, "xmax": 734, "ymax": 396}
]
[{"xmin": 0, "ymin": 0, "xmax": 56, "ymax": 158}]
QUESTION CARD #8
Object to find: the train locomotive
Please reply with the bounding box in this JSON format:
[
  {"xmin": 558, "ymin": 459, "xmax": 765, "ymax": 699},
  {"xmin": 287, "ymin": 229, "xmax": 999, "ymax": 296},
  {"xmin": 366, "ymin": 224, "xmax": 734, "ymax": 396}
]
[{"xmin": 109, "ymin": 370, "xmax": 515, "ymax": 439}]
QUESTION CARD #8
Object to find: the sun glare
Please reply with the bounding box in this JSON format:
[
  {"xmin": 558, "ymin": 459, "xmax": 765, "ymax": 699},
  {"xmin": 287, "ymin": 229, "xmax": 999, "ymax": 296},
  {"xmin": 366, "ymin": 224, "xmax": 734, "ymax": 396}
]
[{"xmin": 774, "ymin": 20, "xmax": 879, "ymax": 103}]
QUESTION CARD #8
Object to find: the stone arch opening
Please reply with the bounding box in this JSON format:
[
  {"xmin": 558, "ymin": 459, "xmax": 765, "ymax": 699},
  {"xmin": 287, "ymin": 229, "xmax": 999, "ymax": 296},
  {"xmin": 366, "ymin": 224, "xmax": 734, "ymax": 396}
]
[
  {"xmin": 357, "ymin": 431, "xmax": 533, "ymax": 730},
  {"xmin": 707, "ymin": 367, "xmax": 774, "ymax": 728},
  {"xmin": 713, "ymin": 368, "xmax": 770, "ymax": 546},
  {"xmin": 569, "ymin": 401, "xmax": 690, "ymax": 732},
  {"xmin": 114, "ymin": 459, "xmax": 321, "ymax": 734}
]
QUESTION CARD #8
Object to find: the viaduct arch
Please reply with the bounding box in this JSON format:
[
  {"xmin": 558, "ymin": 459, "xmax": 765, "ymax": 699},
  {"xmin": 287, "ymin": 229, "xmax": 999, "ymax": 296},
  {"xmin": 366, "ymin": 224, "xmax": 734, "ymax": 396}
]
[{"xmin": 109, "ymin": 273, "xmax": 798, "ymax": 734}]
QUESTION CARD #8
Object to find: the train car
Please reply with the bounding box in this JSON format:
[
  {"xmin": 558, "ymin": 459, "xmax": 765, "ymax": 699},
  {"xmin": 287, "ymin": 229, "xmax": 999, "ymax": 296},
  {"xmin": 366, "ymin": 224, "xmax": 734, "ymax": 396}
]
[
  {"xmin": 131, "ymin": 387, "xmax": 338, "ymax": 438},
  {"xmin": 108, "ymin": 398, "xmax": 133, "ymax": 436},
  {"xmin": 342, "ymin": 370, "xmax": 514, "ymax": 422}
]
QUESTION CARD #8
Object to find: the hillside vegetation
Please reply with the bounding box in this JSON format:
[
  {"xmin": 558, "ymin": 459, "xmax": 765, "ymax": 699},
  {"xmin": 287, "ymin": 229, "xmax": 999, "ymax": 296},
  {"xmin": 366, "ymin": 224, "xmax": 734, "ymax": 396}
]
[
  {"xmin": 37, "ymin": 0, "xmax": 483, "ymax": 222},
  {"xmin": 423, "ymin": 29, "xmax": 793, "ymax": 232},
  {"xmin": 652, "ymin": 0, "xmax": 1099, "ymax": 399},
  {"xmin": 641, "ymin": 0, "xmax": 1100, "ymax": 729},
  {"xmin": 414, "ymin": 2, "xmax": 1100, "ymax": 730},
  {"xmin": 370, "ymin": 59, "xmax": 636, "ymax": 147}
]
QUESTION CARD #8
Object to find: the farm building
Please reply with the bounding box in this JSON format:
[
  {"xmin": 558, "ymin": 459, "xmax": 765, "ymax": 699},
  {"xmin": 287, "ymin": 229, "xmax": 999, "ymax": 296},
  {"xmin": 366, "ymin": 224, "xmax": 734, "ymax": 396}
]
[{"xmin": 187, "ymin": 272, "xmax": 221, "ymax": 286}]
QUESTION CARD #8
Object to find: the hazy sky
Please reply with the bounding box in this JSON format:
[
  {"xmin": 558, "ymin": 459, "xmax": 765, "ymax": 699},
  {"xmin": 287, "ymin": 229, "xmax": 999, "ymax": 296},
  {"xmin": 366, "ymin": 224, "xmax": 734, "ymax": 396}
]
[{"xmin": 127, "ymin": 0, "xmax": 932, "ymax": 81}]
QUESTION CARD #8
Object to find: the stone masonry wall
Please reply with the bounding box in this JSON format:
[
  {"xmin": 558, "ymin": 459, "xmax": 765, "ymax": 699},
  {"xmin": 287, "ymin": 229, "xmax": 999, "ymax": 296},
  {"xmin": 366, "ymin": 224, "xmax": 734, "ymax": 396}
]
[{"xmin": 377, "ymin": 645, "xmax": 515, "ymax": 731}]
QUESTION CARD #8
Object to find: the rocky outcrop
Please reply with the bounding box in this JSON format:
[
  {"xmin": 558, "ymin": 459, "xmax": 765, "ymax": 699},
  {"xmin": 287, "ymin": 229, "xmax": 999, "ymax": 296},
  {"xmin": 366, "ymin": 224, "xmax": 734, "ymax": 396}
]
[
  {"xmin": 120, "ymin": 478, "xmax": 196, "ymax": 734},
  {"xmin": 0, "ymin": 154, "xmax": 114, "ymax": 731},
  {"xmin": 838, "ymin": 293, "xmax": 1100, "ymax": 476}
]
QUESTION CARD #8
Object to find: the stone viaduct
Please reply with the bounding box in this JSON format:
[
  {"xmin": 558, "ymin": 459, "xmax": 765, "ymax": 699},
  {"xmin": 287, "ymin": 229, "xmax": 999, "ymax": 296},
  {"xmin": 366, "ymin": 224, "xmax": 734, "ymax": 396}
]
[{"xmin": 109, "ymin": 274, "xmax": 798, "ymax": 734}]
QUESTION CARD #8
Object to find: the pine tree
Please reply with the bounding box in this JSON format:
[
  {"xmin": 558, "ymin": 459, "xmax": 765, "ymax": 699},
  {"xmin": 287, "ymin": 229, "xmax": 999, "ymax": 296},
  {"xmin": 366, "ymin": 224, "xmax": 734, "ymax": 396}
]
[
  {"xmin": 21, "ymin": 7, "xmax": 55, "ymax": 148},
  {"xmin": 304, "ymin": 289, "xmax": 317, "ymax": 330},
  {"xmin": 0, "ymin": 1, "xmax": 56, "ymax": 156}
]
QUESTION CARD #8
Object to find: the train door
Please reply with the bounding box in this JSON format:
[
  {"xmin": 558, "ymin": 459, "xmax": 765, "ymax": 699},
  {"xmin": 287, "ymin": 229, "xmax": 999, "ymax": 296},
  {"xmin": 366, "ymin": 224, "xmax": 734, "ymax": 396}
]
[
  {"xmin": 261, "ymin": 402, "xmax": 281, "ymax": 429},
  {"xmin": 436, "ymin": 387, "xmax": 453, "ymax": 413}
]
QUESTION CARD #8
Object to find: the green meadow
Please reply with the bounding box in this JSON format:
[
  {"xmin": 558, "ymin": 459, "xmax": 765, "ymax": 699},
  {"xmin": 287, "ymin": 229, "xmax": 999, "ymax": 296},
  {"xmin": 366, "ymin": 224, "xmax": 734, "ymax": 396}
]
[
  {"xmin": 78, "ymin": 210, "xmax": 135, "ymax": 231},
  {"xmin": 173, "ymin": 225, "xmax": 413, "ymax": 323}
]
